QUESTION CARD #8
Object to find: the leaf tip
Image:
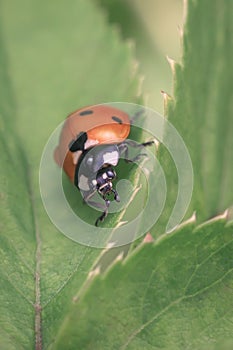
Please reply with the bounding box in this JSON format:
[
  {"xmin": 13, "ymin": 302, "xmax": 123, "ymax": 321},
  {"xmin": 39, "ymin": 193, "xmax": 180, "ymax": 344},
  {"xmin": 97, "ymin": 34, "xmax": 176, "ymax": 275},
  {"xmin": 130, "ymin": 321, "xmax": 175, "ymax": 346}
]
[
  {"xmin": 197, "ymin": 210, "xmax": 228, "ymax": 230},
  {"xmin": 106, "ymin": 241, "xmax": 117, "ymax": 249},
  {"xmin": 187, "ymin": 211, "xmax": 197, "ymax": 224},
  {"xmin": 161, "ymin": 90, "xmax": 172, "ymax": 115},
  {"xmin": 161, "ymin": 90, "xmax": 172, "ymax": 100},
  {"xmin": 143, "ymin": 232, "xmax": 154, "ymax": 243},
  {"xmin": 209, "ymin": 209, "xmax": 228, "ymax": 222},
  {"xmin": 115, "ymin": 252, "xmax": 124, "ymax": 262},
  {"xmin": 168, "ymin": 212, "xmax": 196, "ymax": 233},
  {"xmin": 88, "ymin": 266, "xmax": 101, "ymax": 279},
  {"xmin": 221, "ymin": 209, "xmax": 229, "ymax": 219},
  {"xmin": 154, "ymin": 138, "xmax": 160, "ymax": 149},
  {"xmin": 166, "ymin": 55, "xmax": 176, "ymax": 73},
  {"xmin": 161, "ymin": 90, "xmax": 172, "ymax": 110}
]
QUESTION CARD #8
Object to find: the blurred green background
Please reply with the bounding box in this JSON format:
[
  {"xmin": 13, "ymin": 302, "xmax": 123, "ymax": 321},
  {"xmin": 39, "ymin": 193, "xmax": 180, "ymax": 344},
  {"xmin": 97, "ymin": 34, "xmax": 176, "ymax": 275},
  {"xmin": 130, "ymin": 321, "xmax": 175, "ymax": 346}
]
[{"xmin": 95, "ymin": 0, "xmax": 183, "ymax": 112}]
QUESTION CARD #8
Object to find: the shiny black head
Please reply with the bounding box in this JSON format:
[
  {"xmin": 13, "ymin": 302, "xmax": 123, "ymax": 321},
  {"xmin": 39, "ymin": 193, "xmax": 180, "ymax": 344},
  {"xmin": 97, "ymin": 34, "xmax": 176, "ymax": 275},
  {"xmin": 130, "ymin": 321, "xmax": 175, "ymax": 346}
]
[{"xmin": 95, "ymin": 166, "xmax": 117, "ymax": 198}]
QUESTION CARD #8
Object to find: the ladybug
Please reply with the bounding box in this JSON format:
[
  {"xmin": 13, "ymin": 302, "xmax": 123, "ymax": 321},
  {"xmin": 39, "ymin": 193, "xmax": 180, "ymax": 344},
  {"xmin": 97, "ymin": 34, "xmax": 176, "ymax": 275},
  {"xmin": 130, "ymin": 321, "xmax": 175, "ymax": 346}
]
[{"xmin": 54, "ymin": 105, "xmax": 153, "ymax": 226}]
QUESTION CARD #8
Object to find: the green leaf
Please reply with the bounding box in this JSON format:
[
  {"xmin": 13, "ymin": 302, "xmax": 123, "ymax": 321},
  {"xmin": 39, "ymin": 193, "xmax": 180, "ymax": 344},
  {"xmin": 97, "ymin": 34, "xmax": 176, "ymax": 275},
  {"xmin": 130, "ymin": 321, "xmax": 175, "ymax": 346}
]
[
  {"xmin": 51, "ymin": 217, "xmax": 233, "ymax": 349},
  {"xmin": 0, "ymin": 0, "xmax": 141, "ymax": 348},
  {"xmin": 160, "ymin": 0, "xmax": 233, "ymax": 226}
]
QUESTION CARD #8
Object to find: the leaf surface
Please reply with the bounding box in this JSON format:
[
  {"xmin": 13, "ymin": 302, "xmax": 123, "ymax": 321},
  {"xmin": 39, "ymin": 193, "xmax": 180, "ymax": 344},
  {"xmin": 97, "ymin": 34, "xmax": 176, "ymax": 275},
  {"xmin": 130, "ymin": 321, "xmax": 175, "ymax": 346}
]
[
  {"xmin": 52, "ymin": 217, "xmax": 233, "ymax": 349},
  {"xmin": 160, "ymin": 0, "xmax": 233, "ymax": 228},
  {"xmin": 0, "ymin": 0, "xmax": 141, "ymax": 348}
]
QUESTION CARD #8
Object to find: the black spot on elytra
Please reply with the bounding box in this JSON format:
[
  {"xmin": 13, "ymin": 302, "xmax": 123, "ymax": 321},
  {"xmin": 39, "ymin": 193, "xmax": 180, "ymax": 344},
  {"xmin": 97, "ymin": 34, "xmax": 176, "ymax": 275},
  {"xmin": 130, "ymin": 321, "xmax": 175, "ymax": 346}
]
[
  {"xmin": 69, "ymin": 132, "xmax": 87, "ymax": 152},
  {"xmin": 79, "ymin": 110, "xmax": 93, "ymax": 116},
  {"xmin": 112, "ymin": 116, "xmax": 122, "ymax": 124}
]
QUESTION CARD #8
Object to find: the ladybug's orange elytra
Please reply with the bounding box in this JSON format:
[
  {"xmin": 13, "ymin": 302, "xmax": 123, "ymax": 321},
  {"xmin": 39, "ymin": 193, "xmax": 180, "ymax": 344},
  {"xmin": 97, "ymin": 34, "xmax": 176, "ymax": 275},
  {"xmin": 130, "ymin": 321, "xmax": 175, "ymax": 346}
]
[{"xmin": 54, "ymin": 105, "xmax": 130, "ymax": 183}]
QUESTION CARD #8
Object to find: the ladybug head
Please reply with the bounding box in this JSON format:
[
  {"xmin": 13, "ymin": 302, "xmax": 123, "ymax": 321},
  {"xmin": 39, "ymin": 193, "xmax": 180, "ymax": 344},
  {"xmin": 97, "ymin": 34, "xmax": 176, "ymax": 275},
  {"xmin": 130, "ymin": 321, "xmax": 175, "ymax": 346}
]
[{"xmin": 95, "ymin": 166, "xmax": 119, "ymax": 201}]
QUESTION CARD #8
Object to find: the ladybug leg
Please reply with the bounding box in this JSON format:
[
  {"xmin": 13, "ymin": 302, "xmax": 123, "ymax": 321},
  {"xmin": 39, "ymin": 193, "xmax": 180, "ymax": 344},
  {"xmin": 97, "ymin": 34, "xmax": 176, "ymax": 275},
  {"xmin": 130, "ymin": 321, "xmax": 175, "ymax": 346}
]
[
  {"xmin": 123, "ymin": 139, "xmax": 154, "ymax": 148},
  {"xmin": 95, "ymin": 199, "xmax": 111, "ymax": 227},
  {"xmin": 83, "ymin": 195, "xmax": 110, "ymax": 226},
  {"xmin": 119, "ymin": 140, "xmax": 154, "ymax": 163},
  {"xmin": 126, "ymin": 153, "xmax": 147, "ymax": 164},
  {"xmin": 118, "ymin": 142, "xmax": 130, "ymax": 161},
  {"xmin": 93, "ymin": 189, "xmax": 120, "ymax": 226},
  {"xmin": 111, "ymin": 188, "xmax": 120, "ymax": 202},
  {"xmin": 82, "ymin": 190, "xmax": 97, "ymax": 204}
]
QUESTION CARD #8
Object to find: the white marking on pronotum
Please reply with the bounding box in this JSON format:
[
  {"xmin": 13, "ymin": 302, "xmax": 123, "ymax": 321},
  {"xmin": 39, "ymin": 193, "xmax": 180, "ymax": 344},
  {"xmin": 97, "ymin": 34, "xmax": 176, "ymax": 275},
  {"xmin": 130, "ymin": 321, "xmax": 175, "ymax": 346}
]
[
  {"xmin": 103, "ymin": 151, "xmax": 119, "ymax": 166},
  {"xmin": 72, "ymin": 150, "xmax": 82, "ymax": 165},
  {"xmin": 78, "ymin": 175, "xmax": 90, "ymax": 191},
  {"xmin": 85, "ymin": 139, "xmax": 99, "ymax": 149}
]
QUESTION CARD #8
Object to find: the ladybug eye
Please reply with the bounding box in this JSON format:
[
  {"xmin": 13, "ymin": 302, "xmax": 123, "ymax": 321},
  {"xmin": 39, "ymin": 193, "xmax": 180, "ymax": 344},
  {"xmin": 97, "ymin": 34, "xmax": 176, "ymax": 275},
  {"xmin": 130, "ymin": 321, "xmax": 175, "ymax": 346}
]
[
  {"xmin": 112, "ymin": 116, "xmax": 122, "ymax": 124},
  {"xmin": 106, "ymin": 170, "xmax": 115, "ymax": 178},
  {"xmin": 79, "ymin": 110, "xmax": 93, "ymax": 116}
]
